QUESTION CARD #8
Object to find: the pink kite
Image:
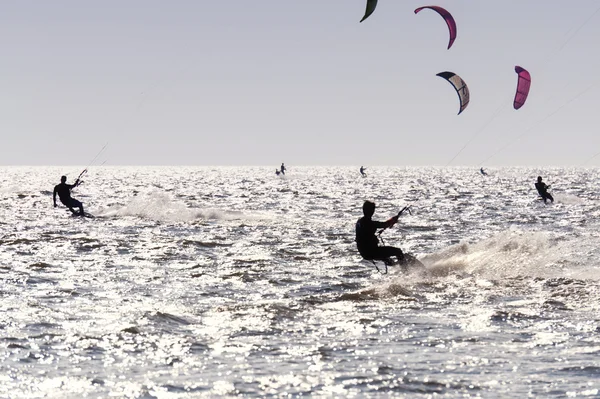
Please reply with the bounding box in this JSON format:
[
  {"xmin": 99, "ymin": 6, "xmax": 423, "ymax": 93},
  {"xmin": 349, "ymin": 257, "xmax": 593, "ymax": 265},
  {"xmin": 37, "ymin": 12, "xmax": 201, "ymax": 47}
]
[
  {"xmin": 414, "ymin": 6, "xmax": 457, "ymax": 49},
  {"xmin": 513, "ymin": 66, "xmax": 531, "ymax": 110}
]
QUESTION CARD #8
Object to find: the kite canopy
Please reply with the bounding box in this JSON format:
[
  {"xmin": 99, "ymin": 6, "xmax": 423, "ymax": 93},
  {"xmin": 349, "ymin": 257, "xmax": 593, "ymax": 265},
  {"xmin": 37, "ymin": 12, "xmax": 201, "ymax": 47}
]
[
  {"xmin": 360, "ymin": 0, "xmax": 378, "ymax": 23},
  {"xmin": 436, "ymin": 71, "xmax": 470, "ymax": 115},
  {"xmin": 414, "ymin": 6, "xmax": 457, "ymax": 49},
  {"xmin": 513, "ymin": 66, "xmax": 531, "ymax": 110}
]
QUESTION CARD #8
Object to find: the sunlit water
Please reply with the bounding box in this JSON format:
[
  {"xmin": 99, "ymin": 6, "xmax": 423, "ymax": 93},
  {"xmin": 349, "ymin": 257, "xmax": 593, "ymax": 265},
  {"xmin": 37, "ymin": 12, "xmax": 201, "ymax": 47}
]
[{"xmin": 1, "ymin": 166, "xmax": 600, "ymax": 398}]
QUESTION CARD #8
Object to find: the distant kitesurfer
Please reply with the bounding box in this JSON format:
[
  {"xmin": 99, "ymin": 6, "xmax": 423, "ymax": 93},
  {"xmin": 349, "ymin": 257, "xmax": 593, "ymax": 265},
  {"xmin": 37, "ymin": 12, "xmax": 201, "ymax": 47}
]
[
  {"xmin": 535, "ymin": 176, "xmax": 554, "ymax": 204},
  {"xmin": 360, "ymin": 166, "xmax": 367, "ymax": 177},
  {"xmin": 275, "ymin": 169, "xmax": 281, "ymax": 176},
  {"xmin": 53, "ymin": 176, "xmax": 84, "ymax": 216},
  {"xmin": 480, "ymin": 167, "xmax": 487, "ymax": 176},
  {"xmin": 280, "ymin": 163, "xmax": 286, "ymax": 175},
  {"xmin": 356, "ymin": 201, "xmax": 405, "ymax": 266}
]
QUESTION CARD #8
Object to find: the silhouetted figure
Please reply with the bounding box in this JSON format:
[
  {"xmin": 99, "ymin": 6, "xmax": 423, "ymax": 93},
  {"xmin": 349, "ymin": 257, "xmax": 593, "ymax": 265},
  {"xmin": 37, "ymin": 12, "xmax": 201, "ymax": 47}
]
[
  {"xmin": 53, "ymin": 175, "xmax": 84, "ymax": 215},
  {"xmin": 535, "ymin": 176, "xmax": 554, "ymax": 204},
  {"xmin": 356, "ymin": 201, "xmax": 404, "ymax": 265},
  {"xmin": 275, "ymin": 169, "xmax": 281, "ymax": 176},
  {"xmin": 360, "ymin": 166, "xmax": 367, "ymax": 177},
  {"xmin": 480, "ymin": 167, "xmax": 487, "ymax": 176},
  {"xmin": 280, "ymin": 163, "xmax": 286, "ymax": 175}
]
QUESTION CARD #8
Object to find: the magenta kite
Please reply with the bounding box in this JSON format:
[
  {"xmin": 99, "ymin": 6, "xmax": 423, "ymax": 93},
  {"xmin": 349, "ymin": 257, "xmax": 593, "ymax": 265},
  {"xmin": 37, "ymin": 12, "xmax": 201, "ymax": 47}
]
[
  {"xmin": 414, "ymin": 6, "xmax": 457, "ymax": 49},
  {"xmin": 513, "ymin": 66, "xmax": 531, "ymax": 110}
]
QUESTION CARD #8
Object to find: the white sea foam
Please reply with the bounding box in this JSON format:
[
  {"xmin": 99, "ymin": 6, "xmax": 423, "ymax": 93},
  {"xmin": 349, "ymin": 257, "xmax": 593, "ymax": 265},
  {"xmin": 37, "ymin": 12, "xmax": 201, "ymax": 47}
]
[
  {"xmin": 554, "ymin": 192, "xmax": 586, "ymax": 204},
  {"xmin": 420, "ymin": 230, "xmax": 568, "ymax": 278},
  {"xmin": 95, "ymin": 189, "xmax": 263, "ymax": 222}
]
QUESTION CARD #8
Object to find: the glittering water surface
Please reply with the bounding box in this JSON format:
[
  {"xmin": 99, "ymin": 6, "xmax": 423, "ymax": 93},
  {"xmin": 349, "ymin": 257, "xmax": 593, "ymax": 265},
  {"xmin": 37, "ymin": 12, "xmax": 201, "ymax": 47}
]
[{"xmin": 1, "ymin": 166, "xmax": 600, "ymax": 398}]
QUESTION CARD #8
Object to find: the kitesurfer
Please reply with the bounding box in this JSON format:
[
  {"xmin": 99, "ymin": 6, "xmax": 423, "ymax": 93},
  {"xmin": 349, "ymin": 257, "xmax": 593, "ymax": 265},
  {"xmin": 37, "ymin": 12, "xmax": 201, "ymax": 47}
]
[
  {"xmin": 535, "ymin": 176, "xmax": 554, "ymax": 204},
  {"xmin": 360, "ymin": 166, "xmax": 367, "ymax": 177},
  {"xmin": 53, "ymin": 176, "xmax": 84, "ymax": 216},
  {"xmin": 280, "ymin": 163, "xmax": 286, "ymax": 175},
  {"xmin": 356, "ymin": 201, "xmax": 405, "ymax": 266},
  {"xmin": 480, "ymin": 167, "xmax": 487, "ymax": 176},
  {"xmin": 275, "ymin": 169, "xmax": 281, "ymax": 176}
]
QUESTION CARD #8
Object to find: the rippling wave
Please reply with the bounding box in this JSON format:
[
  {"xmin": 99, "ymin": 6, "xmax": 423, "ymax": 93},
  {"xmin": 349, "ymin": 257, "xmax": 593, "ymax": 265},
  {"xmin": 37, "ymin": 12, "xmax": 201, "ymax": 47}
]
[{"xmin": 1, "ymin": 166, "xmax": 599, "ymax": 398}]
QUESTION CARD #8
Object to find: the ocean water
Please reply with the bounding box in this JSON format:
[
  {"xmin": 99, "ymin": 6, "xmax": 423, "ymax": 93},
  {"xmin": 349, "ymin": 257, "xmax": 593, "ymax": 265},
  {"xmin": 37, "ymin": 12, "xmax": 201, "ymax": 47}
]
[{"xmin": 1, "ymin": 166, "xmax": 600, "ymax": 398}]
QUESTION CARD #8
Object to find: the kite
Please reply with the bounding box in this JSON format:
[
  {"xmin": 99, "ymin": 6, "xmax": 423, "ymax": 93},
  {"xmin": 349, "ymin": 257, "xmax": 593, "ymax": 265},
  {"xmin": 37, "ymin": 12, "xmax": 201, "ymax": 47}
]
[
  {"xmin": 360, "ymin": 0, "xmax": 377, "ymax": 23},
  {"xmin": 414, "ymin": 6, "xmax": 457, "ymax": 49},
  {"xmin": 436, "ymin": 71, "xmax": 470, "ymax": 115},
  {"xmin": 513, "ymin": 66, "xmax": 531, "ymax": 110}
]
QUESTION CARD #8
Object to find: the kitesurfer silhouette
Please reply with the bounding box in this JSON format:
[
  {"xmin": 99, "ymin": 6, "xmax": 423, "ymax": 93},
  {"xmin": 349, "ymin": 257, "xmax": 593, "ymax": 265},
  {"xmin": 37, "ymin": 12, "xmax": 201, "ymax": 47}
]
[
  {"xmin": 535, "ymin": 176, "xmax": 554, "ymax": 204},
  {"xmin": 480, "ymin": 167, "xmax": 487, "ymax": 176},
  {"xmin": 280, "ymin": 163, "xmax": 286, "ymax": 175},
  {"xmin": 360, "ymin": 166, "xmax": 367, "ymax": 177},
  {"xmin": 356, "ymin": 201, "xmax": 405, "ymax": 266},
  {"xmin": 53, "ymin": 175, "xmax": 84, "ymax": 216}
]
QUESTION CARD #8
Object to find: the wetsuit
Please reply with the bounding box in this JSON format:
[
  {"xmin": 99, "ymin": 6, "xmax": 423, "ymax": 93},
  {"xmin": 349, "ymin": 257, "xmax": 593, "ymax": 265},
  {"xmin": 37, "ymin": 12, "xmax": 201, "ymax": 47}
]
[
  {"xmin": 280, "ymin": 164, "xmax": 286, "ymax": 175},
  {"xmin": 355, "ymin": 216, "xmax": 404, "ymax": 263},
  {"xmin": 535, "ymin": 182, "xmax": 554, "ymax": 204},
  {"xmin": 53, "ymin": 181, "xmax": 83, "ymax": 214}
]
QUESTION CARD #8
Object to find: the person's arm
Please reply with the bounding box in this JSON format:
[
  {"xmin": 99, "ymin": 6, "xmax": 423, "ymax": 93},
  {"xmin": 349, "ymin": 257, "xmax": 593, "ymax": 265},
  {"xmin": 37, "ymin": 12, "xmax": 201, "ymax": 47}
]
[
  {"xmin": 373, "ymin": 215, "xmax": 399, "ymax": 229},
  {"xmin": 385, "ymin": 215, "xmax": 399, "ymax": 228},
  {"xmin": 53, "ymin": 187, "xmax": 57, "ymax": 207}
]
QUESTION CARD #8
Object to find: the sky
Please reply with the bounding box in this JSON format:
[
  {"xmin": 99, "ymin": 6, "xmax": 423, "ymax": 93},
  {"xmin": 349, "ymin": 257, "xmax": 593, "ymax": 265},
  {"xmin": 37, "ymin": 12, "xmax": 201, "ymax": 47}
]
[{"xmin": 1, "ymin": 0, "xmax": 600, "ymax": 166}]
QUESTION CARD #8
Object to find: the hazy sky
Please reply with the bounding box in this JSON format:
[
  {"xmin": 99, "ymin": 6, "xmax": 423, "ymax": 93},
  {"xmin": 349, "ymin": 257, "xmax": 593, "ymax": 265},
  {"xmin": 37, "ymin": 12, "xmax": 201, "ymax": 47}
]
[{"xmin": 2, "ymin": 1, "xmax": 600, "ymax": 166}]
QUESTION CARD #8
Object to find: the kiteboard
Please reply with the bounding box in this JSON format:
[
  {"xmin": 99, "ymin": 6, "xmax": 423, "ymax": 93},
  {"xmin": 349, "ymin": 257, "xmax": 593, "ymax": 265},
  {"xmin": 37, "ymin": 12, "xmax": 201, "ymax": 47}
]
[
  {"xmin": 71, "ymin": 211, "xmax": 95, "ymax": 218},
  {"xmin": 370, "ymin": 253, "xmax": 425, "ymax": 274},
  {"xmin": 536, "ymin": 197, "xmax": 554, "ymax": 205}
]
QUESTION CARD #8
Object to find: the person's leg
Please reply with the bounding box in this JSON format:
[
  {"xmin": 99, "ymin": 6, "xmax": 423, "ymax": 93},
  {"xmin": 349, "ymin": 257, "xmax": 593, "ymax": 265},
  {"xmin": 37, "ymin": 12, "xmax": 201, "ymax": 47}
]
[
  {"xmin": 374, "ymin": 246, "xmax": 405, "ymax": 265},
  {"xmin": 61, "ymin": 199, "xmax": 75, "ymax": 214},
  {"xmin": 70, "ymin": 199, "xmax": 83, "ymax": 215}
]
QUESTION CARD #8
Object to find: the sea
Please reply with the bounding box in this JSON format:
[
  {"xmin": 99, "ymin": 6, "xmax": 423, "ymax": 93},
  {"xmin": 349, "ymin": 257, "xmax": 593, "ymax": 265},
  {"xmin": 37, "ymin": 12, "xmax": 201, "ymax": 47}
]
[{"xmin": 1, "ymin": 166, "xmax": 600, "ymax": 398}]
